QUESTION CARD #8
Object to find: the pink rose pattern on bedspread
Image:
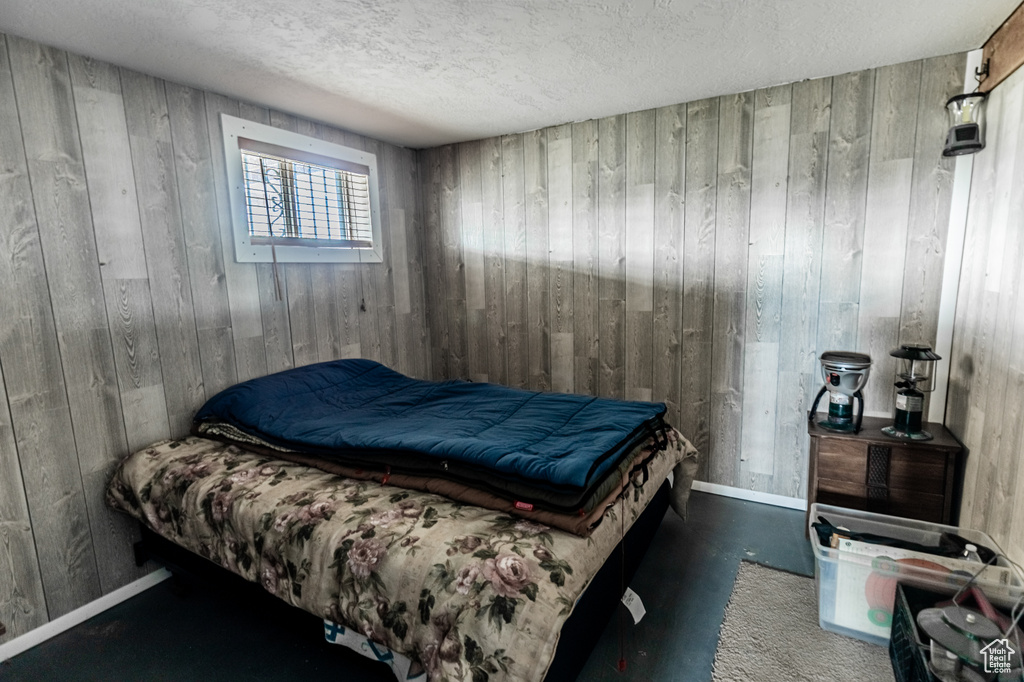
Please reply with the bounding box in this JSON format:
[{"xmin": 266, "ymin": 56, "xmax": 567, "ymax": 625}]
[{"xmin": 107, "ymin": 430, "xmax": 697, "ymax": 682}]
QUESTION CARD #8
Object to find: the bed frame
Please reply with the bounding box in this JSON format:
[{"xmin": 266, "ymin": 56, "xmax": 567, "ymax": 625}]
[{"xmin": 133, "ymin": 481, "xmax": 672, "ymax": 681}]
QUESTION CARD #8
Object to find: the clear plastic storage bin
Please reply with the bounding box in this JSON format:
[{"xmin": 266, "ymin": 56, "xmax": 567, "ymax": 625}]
[{"xmin": 809, "ymin": 503, "xmax": 1023, "ymax": 646}]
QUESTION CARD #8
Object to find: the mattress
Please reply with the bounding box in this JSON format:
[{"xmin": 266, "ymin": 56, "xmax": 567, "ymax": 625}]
[
  {"xmin": 107, "ymin": 432, "xmax": 698, "ymax": 682},
  {"xmin": 193, "ymin": 359, "xmax": 667, "ymax": 511}
]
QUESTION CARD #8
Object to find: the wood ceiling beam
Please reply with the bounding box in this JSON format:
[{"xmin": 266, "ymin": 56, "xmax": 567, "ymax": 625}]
[{"xmin": 982, "ymin": 1, "xmax": 1024, "ymax": 91}]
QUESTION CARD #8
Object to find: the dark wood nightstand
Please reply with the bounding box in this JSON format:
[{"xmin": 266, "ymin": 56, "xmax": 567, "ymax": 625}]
[{"xmin": 806, "ymin": 415, "xmax": 962, "ymax": 532}]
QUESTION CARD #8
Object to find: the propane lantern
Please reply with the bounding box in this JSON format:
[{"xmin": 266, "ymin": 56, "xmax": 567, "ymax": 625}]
[
  {"xmin": 942, "ymin": 92, "xmax": 987, "ymax": 157},
  {"xmin": 882, "ymin": 344, "xmax": 941, "ymax": 441},
  {"xmin": 808, "ymin": 351, "xmax": 872, "ymax": 434}
]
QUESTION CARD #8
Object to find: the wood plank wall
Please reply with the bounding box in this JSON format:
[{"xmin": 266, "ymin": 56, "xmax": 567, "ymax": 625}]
[
  {"xmin": 419, "ymin": 53, "xmax": 966, "ymax": 496},
  {"xmin": 0, "ymin": 33, "xmax": 429, "ymax": 641},
  {"xmin": 947, "ymin": 61, "xmax": 1024, "ymax": 568}
]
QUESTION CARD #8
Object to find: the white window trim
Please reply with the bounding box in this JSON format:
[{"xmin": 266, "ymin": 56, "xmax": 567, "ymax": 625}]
[{"xmin": 220, "ymin": 113, "xmax": 383, "ymax": 264}]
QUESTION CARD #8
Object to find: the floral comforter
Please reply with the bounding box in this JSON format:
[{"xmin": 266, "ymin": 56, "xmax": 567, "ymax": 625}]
[{"xmin": 107, "ymin": 430, "xmax": 698, "ymax": 682}]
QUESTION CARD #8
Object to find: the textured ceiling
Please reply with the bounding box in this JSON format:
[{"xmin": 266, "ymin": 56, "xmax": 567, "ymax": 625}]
[{"xmin": 0, "ymin": 0, "xmax": 1015, "ymax": 148}]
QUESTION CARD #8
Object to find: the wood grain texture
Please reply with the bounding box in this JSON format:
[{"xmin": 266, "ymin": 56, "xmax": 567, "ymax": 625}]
[
  {"xmin": 459, "ymin": 140, "xmax": 488, "ymax": 382},
  {"xmin": 548, "ymin": 124, "xmax": 574, "ymax": 393},
  {"xmin": 653, "ymin": 104, "xmax": 685, "ymax": 429},
  {"xmin": 710, "ymin": 91, "xmax": 754, "ymax": 487},
  {"xmin": 572, "ymin": 120, "xmax": 600, "ymax": 397},
  {"xmin": 419, "ymin": 148, "xmax": 450, "ymax": 379},
  {"xmin": 524, "ymin": 129, "xmax": 551, "ymax": 391},
  {"xmin": 0, "ymin": 312, "xmax": 48, "ymax": 643},
  {"xmin": 598, "ymin": 115, "xmax": 627, "ymax": 399},
  {"xmin": 625, "ymin": 111, "xmax": 655, "ymax": 402},
  {"xmin": 440, "ymin": 145, "xmax": 468, "ymax": 378},
  {"xmin": 817, "ymin": 70, "xmax": 874, "ymax": 353},
  {"xmin": 740, "ymin": 85, "xmax": 791, "ymax": 479},
  {"xmin": 899, "ymin": 54, "xmax": 966, "ymax": 348},
  {"xmin": 982, "ymin": 0, "xmax": 1024, "ymax": 92},
  {"xmin": 682, "ymin": 98, "xmax": 718, "ymax": 478},
  {"xmin": 122, "ymin": 68, "xmax": 205, "ymax": 435},
  {"xmin": 204, "ymin": 92, "xmax": 267, "ymax": 382},
  {"xmin": 501, "ymin": 135, "xmax": 528, "ymax": 389},
  {"xmin": 773, "ymin": 78, "xmax": 831, "ymax": 498},
  {"xmin": 858, "ymin": 60, "xmax": 922, "ymax": 414},
  {"xmin": 480, "ymin": 136, "xmax": 508, "ymax": 386}
]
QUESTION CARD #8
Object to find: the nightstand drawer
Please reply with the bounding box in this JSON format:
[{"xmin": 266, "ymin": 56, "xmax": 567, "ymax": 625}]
[
  {"xmin": 816, "ymin": 442, "xmax": 946, "ymax": 495},
  {"xmin": 816, "ymin": 484, "xmax": 946, "ymax": 523}
]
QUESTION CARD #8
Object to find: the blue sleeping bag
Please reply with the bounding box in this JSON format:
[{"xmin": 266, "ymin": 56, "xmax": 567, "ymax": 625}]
[{"xmin": 193, "ymin": 360, "xmax": 666, "ymax": 508}]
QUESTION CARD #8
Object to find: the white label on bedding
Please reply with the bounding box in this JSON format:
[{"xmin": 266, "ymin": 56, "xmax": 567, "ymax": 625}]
[
  {"xmin": 667, "ymin": 470, "xmax": 675, "ymax": 488},
  {"xmin": 621, "ymin": 587, "xmax": 646, "ymax": 624}
]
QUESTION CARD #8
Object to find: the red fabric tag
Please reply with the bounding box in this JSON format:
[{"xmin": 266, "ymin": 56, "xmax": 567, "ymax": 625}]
[{"xmin": 514, "ymin": 500, "xmax": 534, "ymax": 511}]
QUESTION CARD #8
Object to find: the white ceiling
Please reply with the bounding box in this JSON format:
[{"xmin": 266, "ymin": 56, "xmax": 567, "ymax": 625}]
[{"xmin": 0, "ymin": 0, "xmax": 1015, "ymax": 148}]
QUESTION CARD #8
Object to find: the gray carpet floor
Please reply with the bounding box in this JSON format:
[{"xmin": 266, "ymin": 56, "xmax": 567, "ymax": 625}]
[{"xmin": 713, "ymin": 561, "xmax": 895, "ymax": 682}]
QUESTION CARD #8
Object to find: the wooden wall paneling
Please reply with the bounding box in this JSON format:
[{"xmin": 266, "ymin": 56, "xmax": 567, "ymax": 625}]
[
  {"xmin": 858, "ymin": 61, "xmax": 922, "ymax": 414},
  {"xmin": 0, "ymin": 40, "xmax": 48, "ymax": 635},
  {"xmin": 598, "ymin": 115, "xmax": 627, "ymax": 399},
  {"xmin": 459, "ymin": 140, "xmax": 489, "ymax": 382},
  {"xmin": 899, "ymin": 54, "xmax": 967, "ymax": 349},
  {"xmin": 624, "ymin": 111, "xmax": 656, "ymax": 402},
  {"xmin": 683, "ymin": 97, "xmax": 719, "ymax": 476},
  {"xmin": 652, "ymin": 104, "xmax": 686, "ymax": 429},
  {"xmin": 165, "ymin": 83, "xmax": 238, "ymax": 397},
  {"xmin": 365, "ymin": 135, "xmax": 398, "ymax": 370},
  {"xmin": 710, "ymin": 92, "xmax": 754, "ymax": 487},
  {"xmin": 203, "ymin": 92, "xmax": 267, "ymax": 382},
  {"xmin": 403, "ymin": 146, "xmax": 432, "ymax": 379},
  {"xmin": 547, "ymin": 124, "xmax": 574, "ymax": 393},
  {"xmin": 773, "ymin": 78, "xmax": 832, "ymax": 498},
  {"xmin": 502, "ymin": 135, "xmax": 529, "ymax": 389},
  {"xmin": 4, "ymin": 35, "xmax": 104, "ymax": 615},
  {"xmin": 9, "ymin": 37, "xmax": 141, "ymax": 598},
  {"xmin": 279, "ymin": 118, "xmax": 320, "ymax": 368},
  {"xmin": 419, "ymin": 148, "xmax": 450, "ymax": 379},
  {"xmin": 817, "ymin": 71, "xmax": 874, "ymax": 354},
  {"xmin": 440, "ymin": 145, "xmax": 468, "ymax": 377},
  {"xmin": 0, "ymin": 360, "xmax": 48, "ymax": 640},
  {"xmin": 983, "ymin": 74, "xmax": 1024, "ymax": 543},
  {"xmin": 385, "ymin": 144, "xmax": 418, "ymax": 375},
  {"xmin": 969, "ymin": 75, "xmax": 1024, "ymax": 533},
  {"xmin": 571, "ymin": 120, "xmax": 600, "ymax": 396},
  {"xmin": 338, "ymin": 130, "xmax": 385, "ymax": 365},
  {"xmin": 240, "ymin": 103, "xmax": 294, "ymax": 373},
  {"xmin": 948, "ymin": 79, "xmax": 1003, "ymax": 526},
  {"xmin": 740, "ymin": 85, "xmax": 791, "ymax": 486},
  {"xmin": 67, "ymin": 55, "xmax": 170, "ymax": 452},
  {"xmin": 121, "ymin": 69, "xmax": 206, "ymax": 436},
  {"xmin": 480, "ymin": 136, "xmax": 508, "ymax": 386},
  {"xmin": 524, "ymin": 130, "xmax": 551, "ymax": 391}
]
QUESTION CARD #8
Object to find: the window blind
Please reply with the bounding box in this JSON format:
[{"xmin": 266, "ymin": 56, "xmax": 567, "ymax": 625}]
[{"xmin": 241, "ymin": 150, "xmax": 373, "ymax": 248}]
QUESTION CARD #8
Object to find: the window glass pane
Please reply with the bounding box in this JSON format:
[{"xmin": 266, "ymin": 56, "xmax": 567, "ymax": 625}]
[{"xmin": 241, "ymin": 150, "xmax": 372, "ymax": 245}]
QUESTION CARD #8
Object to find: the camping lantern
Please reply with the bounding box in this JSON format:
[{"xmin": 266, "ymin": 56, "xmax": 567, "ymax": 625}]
[
  {"xmin": 808, "ymin": 351, "xmax": 872, "ymax": 434},
  {"xmin": 943, "ymin": 93, "xmax": 987, "ymax": 157},
  {"xmin": 882, "ymin": 344, "xmax": 941, "ymax": 441}
]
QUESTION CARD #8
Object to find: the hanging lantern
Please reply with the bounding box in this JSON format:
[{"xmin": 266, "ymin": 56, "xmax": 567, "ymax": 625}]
[{"xmin": 942, "ymin": 93, "xmax": 987, "ymax": 157}]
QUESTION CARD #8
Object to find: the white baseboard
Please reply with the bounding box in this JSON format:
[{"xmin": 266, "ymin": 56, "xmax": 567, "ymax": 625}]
[
  {"xmin": 0, "ymin": 568, "xmax": 171, "ymax": 663},
  {"xmin": 691, "ymin": 480, "xmax": 807, "ymax": 511}
]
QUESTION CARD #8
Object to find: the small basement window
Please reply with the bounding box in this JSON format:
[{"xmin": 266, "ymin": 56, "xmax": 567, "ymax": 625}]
[{"xmin": 220, "ymin": 114, "xmax": 383, "ymax": 263}]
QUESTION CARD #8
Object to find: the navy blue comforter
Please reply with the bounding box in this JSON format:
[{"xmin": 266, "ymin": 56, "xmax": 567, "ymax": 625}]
[{"xmin": 193, "ymin": 360, "xmax": 665, "ymax": 498}]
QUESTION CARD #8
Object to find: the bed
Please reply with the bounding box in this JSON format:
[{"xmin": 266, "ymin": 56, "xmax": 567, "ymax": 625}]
[{"xmin": 106, "ymin": 361, "xmax": 699, "ymax": 681}]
